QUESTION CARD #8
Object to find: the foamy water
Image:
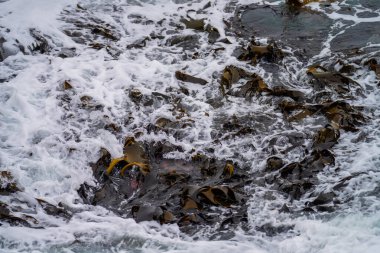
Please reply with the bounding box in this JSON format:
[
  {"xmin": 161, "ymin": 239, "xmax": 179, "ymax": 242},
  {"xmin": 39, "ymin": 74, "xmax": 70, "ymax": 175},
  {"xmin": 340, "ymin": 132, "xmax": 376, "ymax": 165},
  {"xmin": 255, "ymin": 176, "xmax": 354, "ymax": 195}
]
[{"xmin": 1, "ymin": 0, "xmax": 380, "ymax": 252}]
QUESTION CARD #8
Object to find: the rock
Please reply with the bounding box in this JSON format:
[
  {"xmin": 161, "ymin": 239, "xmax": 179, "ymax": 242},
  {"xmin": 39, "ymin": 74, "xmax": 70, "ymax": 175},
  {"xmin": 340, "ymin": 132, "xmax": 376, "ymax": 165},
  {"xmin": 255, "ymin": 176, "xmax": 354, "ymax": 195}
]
[
  {"xmin": 234, "ymin": 3, "xmax": 332, "ymax": 58},
  {"xmin": 175, "ymin": 71, "xmax": 208, "ymax": 85},
  {"xmin": 331, "ymin": 22, "xmax": 380, "ymax": 53},
  {"xmin": 129, "ymin": 88, "xmax": 143, "ymax": 103},
  {"xmin": 36, "ymin": 199, "xmax": 72, "ymax": 220},
  {"xmin": 227, "ymin": 73, "xmax": 270, "ymax": 97},
  {"xmin": 28, "ymin": 29, "xmax": 50, "ymax": 54},
  {"xmin": 63, "ymin": 80, "xmax": 73, "ymax": 90},
  {"xmin": 0, "ymin": 171, "xmax": 20, "ymax": 195},
  {"xmin": 313, "ymin": 125, "xmax": 340, "ymax": 150},
  {"xmin": 58, "ymin": 47, "xmax": 76, "ymax": 58},
  {"xmin": 266, "ymin": 157, "xmax": 284, "ymax": 171},
  {"xmin": 181, "ymin": 18, "xmax": 205, "ymax": 30},
  {"xmin": 366, "ymin": 58, "xmax": 380, "ymax": 78},
  {"xmin": 0, "ymin": 202, "xmax": 33, "ymax": 227},
  {"xmin": 0, "ymin": 37, "xmax": 5, "ymax": 62},
  {"xmin": 309, "ymin": 192, "xmax": 336, "ymax": 206},
  {"xmin": 167, "ymin": 35, "xmax": 200, "ymax": 49}
]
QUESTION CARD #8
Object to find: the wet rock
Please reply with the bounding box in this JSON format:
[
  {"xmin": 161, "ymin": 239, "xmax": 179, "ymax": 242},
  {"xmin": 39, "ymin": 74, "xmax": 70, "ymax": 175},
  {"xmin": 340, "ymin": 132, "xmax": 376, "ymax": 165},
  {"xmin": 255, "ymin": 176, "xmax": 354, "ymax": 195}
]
[
  {"xmin": 63, "ymin": 80, "xmax": 73, "ymax": 90},
  {"xmin": 0, "ymin": 37, "xmax": 5, "ymax": 62},
  {"xmin": 181, "ymin": 18, "xmax": 205, "ymax": 30},
  {"xmin": 366, "ymin": 58, "xmax": 380, "ymax": 78},
  {"xmin": 206, "ymin": 25, "xmax": 221, "ymax": 44},
  {"xmin": 331, "ymin": 22, "xmax": 380, "ymax": 52},
  {"xmin": 0, "ymin": 171, "xmax": 20, "ymax": 195},
  {"xmin": 235, "ymin": 3, "xmax": 332, "ymax": 58},
  {"xmin": 129, "ymin": 88, "xmax": 143, "ymax": 103},
  {"xmin": 175, "ymin": 71, "xmax": 208, "ymax": 85},
  {"xmin": 28, "ymin": 29, "xmax": 50, "ymax": 54},
  {"xmin": 91, "ymin": 26, "xmax": 118, "ymax": 41},
  {"xmin": 36, "ymin": 199, "xmax": 72, "ymax": 220},
  {"xmin": 309, "ymin": 192, "xmax": 336, "ymax": 206},
  {"xmin": 256, "ymin": 223, "xmax": 295, "ymax": 236},
  {"xmin": 313, "ymin": 125, "xmax": 340, "ymax": 150},
  {"xmin": 58, "ymin": 47, "xmax": 76, "ymax": 58},
  {"xmin": 0, "ymin": 202, "xmax": 33, "ymax": 227},
  {"xmin": 127, "ymin": 37, "xmax": 150, "ymax": 49},
  {"xmin": 167, "ymin": 34, "xmax": 200, "ymax": 49},
  {"xmin": 227, "ymin": 73, "xmax": 270, "ymax": 97},
  {"xmin": 80, "ymin": 95, "xmax": 103, "ymax": 110},
  {"xmin": 286, "ymin": 0, "xmax": 322, "ymax": 7},
  {"xmin": 181, "ymin": 18, "xmax": 220, "ymax": 43},
  {"xmin": 266, "ymin": 157, "xmax": 284, "ymax": 171},
  {"xmin": 132, "ymin": 205, "xmax": 174, "ymax": 224}
]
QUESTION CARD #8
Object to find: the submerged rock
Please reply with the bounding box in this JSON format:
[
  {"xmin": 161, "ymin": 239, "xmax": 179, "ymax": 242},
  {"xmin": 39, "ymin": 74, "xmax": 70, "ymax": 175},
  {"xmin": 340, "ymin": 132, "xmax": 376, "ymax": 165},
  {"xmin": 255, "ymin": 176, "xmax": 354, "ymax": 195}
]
[
  {"xmin": 234, "ymin": 3, "xmax": 332, "ymax": 58},
  {"xmin": 0, "ymin": 171, "xmax": 20, "ymax": 195}
]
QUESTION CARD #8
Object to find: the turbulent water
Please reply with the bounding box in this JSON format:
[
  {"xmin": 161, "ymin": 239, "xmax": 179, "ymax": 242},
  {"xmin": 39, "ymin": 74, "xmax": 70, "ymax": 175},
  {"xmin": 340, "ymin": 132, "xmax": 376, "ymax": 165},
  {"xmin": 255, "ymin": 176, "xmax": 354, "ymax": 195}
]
[{"xmin": 1, "ymin": 0, "xmax": 380, "ymax": 252}]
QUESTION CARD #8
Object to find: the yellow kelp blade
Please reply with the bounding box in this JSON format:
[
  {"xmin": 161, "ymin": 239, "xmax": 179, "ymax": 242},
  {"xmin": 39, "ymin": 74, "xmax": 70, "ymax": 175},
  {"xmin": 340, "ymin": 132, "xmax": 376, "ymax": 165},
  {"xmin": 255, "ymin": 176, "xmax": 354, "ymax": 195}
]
[
  {"xmin": 105, "ymin": 157, "xmax": 128, "ymax": 175},
  {"xmin": 120, "ymin": 162, "xmax": 150, "ymax": 176}
]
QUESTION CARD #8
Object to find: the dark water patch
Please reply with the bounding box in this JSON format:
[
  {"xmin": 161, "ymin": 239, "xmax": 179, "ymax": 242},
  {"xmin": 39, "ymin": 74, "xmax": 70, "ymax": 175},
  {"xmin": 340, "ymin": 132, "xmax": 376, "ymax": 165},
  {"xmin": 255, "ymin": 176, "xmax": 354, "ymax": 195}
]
[
  {"xmin": 234, "ymin": 4, "xmax": 332, "ymax": 58},
  {"xmin": 331, "ymin": 22, "xmax": 380, "ymax": 52}
]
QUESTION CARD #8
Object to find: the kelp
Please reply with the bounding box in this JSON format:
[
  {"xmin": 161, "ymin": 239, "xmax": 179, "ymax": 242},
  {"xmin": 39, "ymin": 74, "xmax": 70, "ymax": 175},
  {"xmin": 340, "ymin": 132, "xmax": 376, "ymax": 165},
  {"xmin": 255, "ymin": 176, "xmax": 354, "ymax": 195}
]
[
  {"xmin": 175, "ymin": 71, "xmax": 208, "ymax": 85},
  {"xmin": 307, "ymin": 65, "xmax": 363, "ymax": 96},
  {"xmin": 238, "ymin": 41, "xmax": 284, "ymax": 64},
  {"xmin": 220, "ymin": 65, "xmax": 269, "ymax": 97},
  {"xmin": 106, "ymin": 138, "xmax": 149, "ymax": 176}
]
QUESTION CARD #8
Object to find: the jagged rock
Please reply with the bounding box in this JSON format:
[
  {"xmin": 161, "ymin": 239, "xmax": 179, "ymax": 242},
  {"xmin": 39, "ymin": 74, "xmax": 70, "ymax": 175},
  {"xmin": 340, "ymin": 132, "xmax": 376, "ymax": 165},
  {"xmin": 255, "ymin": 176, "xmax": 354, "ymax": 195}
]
[
  {"xmin": 63, "ymin": 80, "xmax": 73, "ymax": 90},
  {"xmin": 36, "ymin": 199, "xmax": 72, "ymax": 220}
]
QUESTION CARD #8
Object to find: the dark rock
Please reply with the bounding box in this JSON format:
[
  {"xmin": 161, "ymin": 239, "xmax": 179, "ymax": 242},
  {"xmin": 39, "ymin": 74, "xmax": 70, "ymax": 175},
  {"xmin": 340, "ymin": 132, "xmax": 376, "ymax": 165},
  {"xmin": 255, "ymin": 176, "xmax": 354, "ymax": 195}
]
[
  {"xmin": 266, "ymin": 156, "xmax": 284, "ymax": 171},
  {"xmin": 331, "ymin": 22, "xmax": 380, "ymax": 52},
  {"xmin": 313, "ymin": 125, "xmax": 340, "ymax": 150},
  {"xmin": 36, "ymin": 199, "xmax": 72, "ymax": 220},
  {"xmin": 310, "ymin": 192, "xmax": 336, "ymax": 206},
  {"xmin": 167, "ymin": 35, "xmax": 200, "ymax": 49},
  {"xmin": 0, "ymin": 171, "xmax": 20, "ymax": 195},
  {"xmin": 234, "ymin": 3, "xmax": 332, "ymax": 57}
]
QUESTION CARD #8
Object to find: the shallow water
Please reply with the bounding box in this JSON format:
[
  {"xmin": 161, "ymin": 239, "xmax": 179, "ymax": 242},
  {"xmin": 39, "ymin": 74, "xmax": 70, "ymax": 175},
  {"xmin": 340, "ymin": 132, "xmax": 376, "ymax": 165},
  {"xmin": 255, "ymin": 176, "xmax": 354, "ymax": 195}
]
[{"xmin": 1, "ymin": 0, "xmax": 380, "ymax": 252}]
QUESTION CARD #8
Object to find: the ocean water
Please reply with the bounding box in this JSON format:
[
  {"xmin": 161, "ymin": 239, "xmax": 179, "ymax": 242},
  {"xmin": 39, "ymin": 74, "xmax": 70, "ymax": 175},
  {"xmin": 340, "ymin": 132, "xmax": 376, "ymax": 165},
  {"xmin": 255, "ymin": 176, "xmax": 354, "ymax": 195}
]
[{"xmin": 1, "ymin": 0, "xmax": 380, "ymax": 252}]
